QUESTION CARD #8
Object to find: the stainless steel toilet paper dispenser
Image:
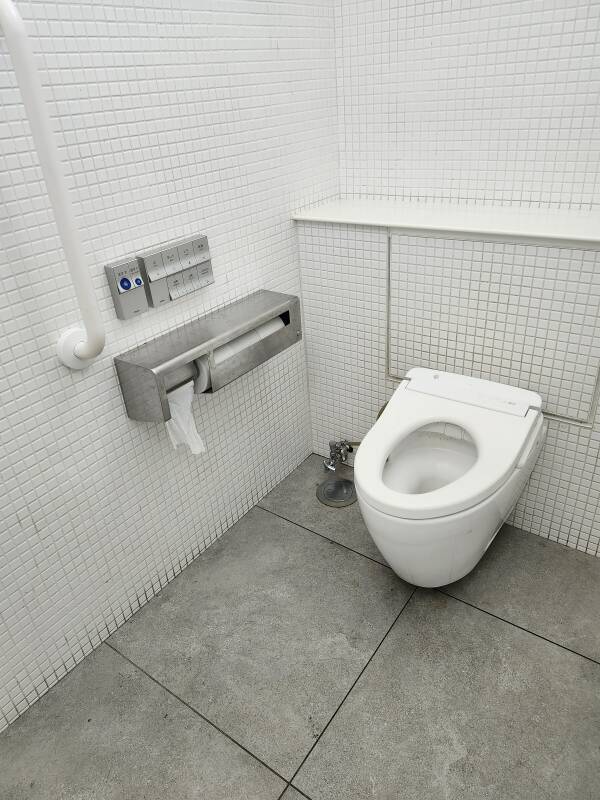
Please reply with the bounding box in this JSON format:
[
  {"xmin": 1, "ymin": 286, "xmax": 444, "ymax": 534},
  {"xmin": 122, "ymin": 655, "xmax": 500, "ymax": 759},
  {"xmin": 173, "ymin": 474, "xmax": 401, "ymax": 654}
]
[{"xmin": 114, "ymin": 290, "xmax": 302, "ymax": 422}]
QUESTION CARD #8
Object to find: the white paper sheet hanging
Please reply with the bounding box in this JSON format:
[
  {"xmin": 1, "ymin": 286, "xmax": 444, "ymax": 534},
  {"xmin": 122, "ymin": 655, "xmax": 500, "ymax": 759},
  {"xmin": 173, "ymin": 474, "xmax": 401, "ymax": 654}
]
[{"xmin": 165, "ymin": 381, "xmax": 206, "ymax": 454}]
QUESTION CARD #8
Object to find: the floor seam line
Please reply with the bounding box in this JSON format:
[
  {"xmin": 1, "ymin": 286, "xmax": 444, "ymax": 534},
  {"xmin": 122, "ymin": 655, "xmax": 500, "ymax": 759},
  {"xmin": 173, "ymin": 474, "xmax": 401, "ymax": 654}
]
[
  {"xmin": 257, "ymin": 505, "xmax": 392, "ymax": 570},
  {"xmin": 259, "ymin": 503, "xmax": 600, "ymax": 668},
  {"xmin": 438, "ymin": 589, "xmax": 600, "ymax": 666},
  {"xmin": 278, "ymin": 784, "xmax": 313, "ymax": 800},
  {"xmin": 259, "ymin": 503, "xmax": 599, "ymax": 664},
  {"xmin": 287, "ymin": 586, "xmax": 417, "ymax": 787},
  {"xmin": 104, "ymin": 641, "xmax": 289, "ymax": 786},
  {"xmin": 276, "ymin": 782, "xmax": 313, "ymax": 800}
]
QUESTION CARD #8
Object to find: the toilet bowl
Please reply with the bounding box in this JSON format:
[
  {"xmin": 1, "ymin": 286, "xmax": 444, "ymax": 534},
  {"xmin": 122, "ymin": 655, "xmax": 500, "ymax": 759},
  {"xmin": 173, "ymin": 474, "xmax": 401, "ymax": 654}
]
[{"xmin": 354, "ymin": 368, "xmax": 546, "ymax": 587}]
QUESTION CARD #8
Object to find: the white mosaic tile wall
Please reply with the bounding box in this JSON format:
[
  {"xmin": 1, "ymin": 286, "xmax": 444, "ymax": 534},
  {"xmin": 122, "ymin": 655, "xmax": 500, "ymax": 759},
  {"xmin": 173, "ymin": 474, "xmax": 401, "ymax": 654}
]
[
  {"xmin": 389, "ymin": 236, "xmax": 600, "ymax": 423},
  {"xmin": 0, "ymin": 0, "xmax": 338, "ymax": 730},
  {"xmin": 298, "ymin": 0, "xmax": 600, "ymax": 557},
  {"xmin": 297, "ymin": 222, "xmax": 600, "ymax": 558},
  {"xmin": 335, "ymin": 0, "xmax": 600, "ymax": 208}
]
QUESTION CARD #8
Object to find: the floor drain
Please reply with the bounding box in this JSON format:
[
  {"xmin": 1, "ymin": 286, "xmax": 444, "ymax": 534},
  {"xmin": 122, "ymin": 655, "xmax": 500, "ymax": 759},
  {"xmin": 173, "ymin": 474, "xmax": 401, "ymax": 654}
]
[{"xmin": 316, "ymin": 477, "xmax": 357, "ymax": 507}]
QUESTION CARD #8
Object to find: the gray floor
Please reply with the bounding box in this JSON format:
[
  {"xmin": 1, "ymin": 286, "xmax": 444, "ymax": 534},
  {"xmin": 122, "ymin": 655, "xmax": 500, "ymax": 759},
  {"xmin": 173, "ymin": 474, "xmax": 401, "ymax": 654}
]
[{"xmin": 2, "ymin": 454, "xmax": 600, "ymax": 799}]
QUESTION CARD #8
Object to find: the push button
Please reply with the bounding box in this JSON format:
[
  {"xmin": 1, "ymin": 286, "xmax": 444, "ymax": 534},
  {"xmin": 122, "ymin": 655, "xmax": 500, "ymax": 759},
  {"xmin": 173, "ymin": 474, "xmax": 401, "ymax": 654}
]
[{"xmin": 105, "ymin": 258, "xmax": 149, "ymax": 319}]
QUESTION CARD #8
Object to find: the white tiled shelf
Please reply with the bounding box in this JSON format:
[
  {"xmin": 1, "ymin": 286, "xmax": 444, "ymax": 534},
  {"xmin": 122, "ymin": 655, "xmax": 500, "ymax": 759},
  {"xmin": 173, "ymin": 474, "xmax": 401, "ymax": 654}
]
[{"xmin": 293, "ymin": 199, "xmax": 600, "ymax": 247}]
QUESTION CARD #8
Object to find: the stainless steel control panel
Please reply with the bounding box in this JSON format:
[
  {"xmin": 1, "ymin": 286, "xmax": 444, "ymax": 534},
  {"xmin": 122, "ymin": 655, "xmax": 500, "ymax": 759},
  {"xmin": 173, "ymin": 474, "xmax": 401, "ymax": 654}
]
[
  {"xmin": 138, "ymin": 235, "xmax": 214, "ymax": 308},
  {"xmin": 104, "ymin": 259, "xmax": 149, "ymax": 320},
  {"xmin": 105, "ymin": 234, "xmax": 215, "ymax": 320}
]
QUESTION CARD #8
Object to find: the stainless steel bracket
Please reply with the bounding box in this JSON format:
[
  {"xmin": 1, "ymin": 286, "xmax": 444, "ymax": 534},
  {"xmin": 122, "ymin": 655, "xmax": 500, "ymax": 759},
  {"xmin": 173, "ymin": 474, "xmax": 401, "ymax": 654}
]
[{"xmin": 114, "ymin": 290, "xmax": 302, "ymax": 421}]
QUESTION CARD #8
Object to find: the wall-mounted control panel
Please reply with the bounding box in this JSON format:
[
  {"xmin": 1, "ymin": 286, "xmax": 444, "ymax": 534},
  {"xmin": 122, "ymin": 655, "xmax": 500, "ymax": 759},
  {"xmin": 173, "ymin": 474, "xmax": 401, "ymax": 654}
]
[
  {"xmin": 105, "ymin": 259, "xmax": 149, "ymax": 320},
  {"xmin": 138, "ymin": 235, "xmax": 214, "ymax": 309},
  {"xmin": 105, "ymin": 234, "xmax": 214, "ymax": 320}
]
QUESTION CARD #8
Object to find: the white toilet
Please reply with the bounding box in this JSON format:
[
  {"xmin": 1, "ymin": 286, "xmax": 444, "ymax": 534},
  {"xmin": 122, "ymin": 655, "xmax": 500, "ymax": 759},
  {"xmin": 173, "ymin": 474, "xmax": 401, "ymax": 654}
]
[{"xmin": 354, "ymin": 368, "xmax": 546, "ymax": 587}]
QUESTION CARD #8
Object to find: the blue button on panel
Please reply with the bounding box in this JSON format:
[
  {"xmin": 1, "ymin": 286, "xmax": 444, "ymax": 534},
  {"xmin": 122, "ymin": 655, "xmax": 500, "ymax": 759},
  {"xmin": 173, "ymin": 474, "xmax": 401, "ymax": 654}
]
[
  {"xmin": 119, "ymin": 277, "xmax": 132, "ymax": 291},
  {"xmin": 134, "ymin": 277, "xmax": 143, "ymax": 286}
]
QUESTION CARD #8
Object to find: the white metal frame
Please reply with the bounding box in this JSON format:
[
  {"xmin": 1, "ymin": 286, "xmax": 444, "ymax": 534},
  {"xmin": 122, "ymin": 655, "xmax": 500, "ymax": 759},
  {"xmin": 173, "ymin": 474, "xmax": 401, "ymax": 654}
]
[{"xmin": 0, "ymin": 0, "xmax": 105, "ymax": 369}]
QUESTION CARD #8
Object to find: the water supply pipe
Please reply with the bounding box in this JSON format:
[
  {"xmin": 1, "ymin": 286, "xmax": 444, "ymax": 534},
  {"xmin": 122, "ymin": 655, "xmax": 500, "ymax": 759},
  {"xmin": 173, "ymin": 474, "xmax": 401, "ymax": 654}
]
[{"xmin": 0, "ymin": 0, "xmax": 105, "ymax": 369}]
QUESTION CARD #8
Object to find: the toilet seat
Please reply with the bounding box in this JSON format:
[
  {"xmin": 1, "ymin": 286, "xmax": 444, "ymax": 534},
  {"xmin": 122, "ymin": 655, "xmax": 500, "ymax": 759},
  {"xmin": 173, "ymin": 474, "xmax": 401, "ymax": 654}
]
[{"xmin": 355, "ymin": 371, "xmax": 543, "ymax": 521}]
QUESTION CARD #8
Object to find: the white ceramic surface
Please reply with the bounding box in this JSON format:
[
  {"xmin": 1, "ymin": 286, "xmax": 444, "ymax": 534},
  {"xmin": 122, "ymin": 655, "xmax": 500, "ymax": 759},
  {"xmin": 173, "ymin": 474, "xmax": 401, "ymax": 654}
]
[{"xmin": 354, "ymin": 370, "xmax": 546, "ymax": 587}]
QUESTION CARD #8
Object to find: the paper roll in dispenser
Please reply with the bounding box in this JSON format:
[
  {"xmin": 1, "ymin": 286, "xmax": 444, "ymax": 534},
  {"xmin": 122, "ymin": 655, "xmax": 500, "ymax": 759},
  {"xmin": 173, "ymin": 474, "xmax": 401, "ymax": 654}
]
[{"xmin": 114, "ymin": 290, "xmax": 302, "ymax": 422}]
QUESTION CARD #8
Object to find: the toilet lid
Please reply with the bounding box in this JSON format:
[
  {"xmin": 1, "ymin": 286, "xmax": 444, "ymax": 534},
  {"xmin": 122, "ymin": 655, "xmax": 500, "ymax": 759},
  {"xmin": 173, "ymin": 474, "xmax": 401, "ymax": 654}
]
[{"xmin": 354, "ymin": 373, "xmax": 542, "ymax": 520}]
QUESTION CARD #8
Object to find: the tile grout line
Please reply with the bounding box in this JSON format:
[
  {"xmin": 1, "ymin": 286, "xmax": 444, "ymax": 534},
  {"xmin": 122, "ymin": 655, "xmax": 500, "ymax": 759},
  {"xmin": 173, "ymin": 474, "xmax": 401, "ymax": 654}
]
[
  {"xmin": 104, "ymin": 641, "xmax": 289, "ymax": 789},
  {"xmin": 439, "ymin": 589, "xmax": 600, "ymax": 667},
  {"xmin": 107, "ymin": 494, "xmax": 597, "ymax": 798},
  {"xmin": 257, "ymin": 504, "xmax": 391, "ymax": 570},
  {"xmin": 285, "ymin": 586, "xmax": 418, "ymax": 792},
  {"xmin": 260, "ymin": 503, "xmax": 600, "ymax": 667},
  {"xmin": 276, "ymin": 782, "xmax": 313, "ymax": 800}
]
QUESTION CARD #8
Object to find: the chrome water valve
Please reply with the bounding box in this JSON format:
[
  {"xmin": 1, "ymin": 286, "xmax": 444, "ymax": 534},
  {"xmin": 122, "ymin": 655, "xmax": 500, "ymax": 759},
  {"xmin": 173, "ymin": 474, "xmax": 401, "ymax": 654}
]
[{"xmin": 324, "ymin": 440, "xmax": 354, "ymax": 472}]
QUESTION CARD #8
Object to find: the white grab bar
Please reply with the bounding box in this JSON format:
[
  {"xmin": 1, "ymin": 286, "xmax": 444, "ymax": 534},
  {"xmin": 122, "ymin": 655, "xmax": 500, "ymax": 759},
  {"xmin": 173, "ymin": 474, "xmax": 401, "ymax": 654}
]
[{"xmin": 0, "ymin": 0, "xmax": 105, "ymax": 369}]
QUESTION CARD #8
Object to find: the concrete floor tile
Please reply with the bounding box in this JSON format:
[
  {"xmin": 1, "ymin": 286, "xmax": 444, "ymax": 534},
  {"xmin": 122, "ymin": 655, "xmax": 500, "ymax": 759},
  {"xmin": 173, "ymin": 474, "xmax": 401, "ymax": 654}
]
[
  {"xmin": 295, "ymin": 590, "xmax": 600, "ymax": 800},
  {"xmin": 259, "ymin": 454, "xmax": 384, "ymax": 564},
  {"xmin": 109, "ymin": 507, "xmax": 411, "ymax": 777},
  {"xmin": 0, "ymin": 645, "xmax": 285, "ymax": 800},
  {"xmin": 447, "ymin": 524, "xmax": 600, "ymax": 661}
]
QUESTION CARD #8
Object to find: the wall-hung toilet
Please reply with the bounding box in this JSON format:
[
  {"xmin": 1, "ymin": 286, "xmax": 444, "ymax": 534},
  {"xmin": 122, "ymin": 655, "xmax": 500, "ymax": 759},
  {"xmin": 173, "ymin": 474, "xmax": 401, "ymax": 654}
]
[{"xmin": 354, "ymin": 368, "xmax": 546, "ymax": 587}]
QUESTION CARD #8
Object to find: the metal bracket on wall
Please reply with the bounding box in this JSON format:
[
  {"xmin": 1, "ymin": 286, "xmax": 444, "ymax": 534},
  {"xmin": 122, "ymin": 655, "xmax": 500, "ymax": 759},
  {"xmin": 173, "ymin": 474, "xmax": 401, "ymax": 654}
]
[{"xmin": 114, "ymin": 290, "xmax": 302, "ymax": 422}]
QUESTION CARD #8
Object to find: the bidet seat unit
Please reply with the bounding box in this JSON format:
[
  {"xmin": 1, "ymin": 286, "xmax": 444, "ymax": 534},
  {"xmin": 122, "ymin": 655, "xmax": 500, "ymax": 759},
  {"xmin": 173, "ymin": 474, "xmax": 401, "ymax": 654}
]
[{"xmin": 354, "ymin": 368, "xmax": 546, "ymax": 587}]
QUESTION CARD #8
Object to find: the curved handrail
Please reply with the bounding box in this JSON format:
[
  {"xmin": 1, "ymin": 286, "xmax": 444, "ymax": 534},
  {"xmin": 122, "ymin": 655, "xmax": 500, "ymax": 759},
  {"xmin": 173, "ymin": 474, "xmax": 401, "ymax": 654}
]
[{"xmin": 0, "ymin": 0, "xmax": 105, "ymax": 369}]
